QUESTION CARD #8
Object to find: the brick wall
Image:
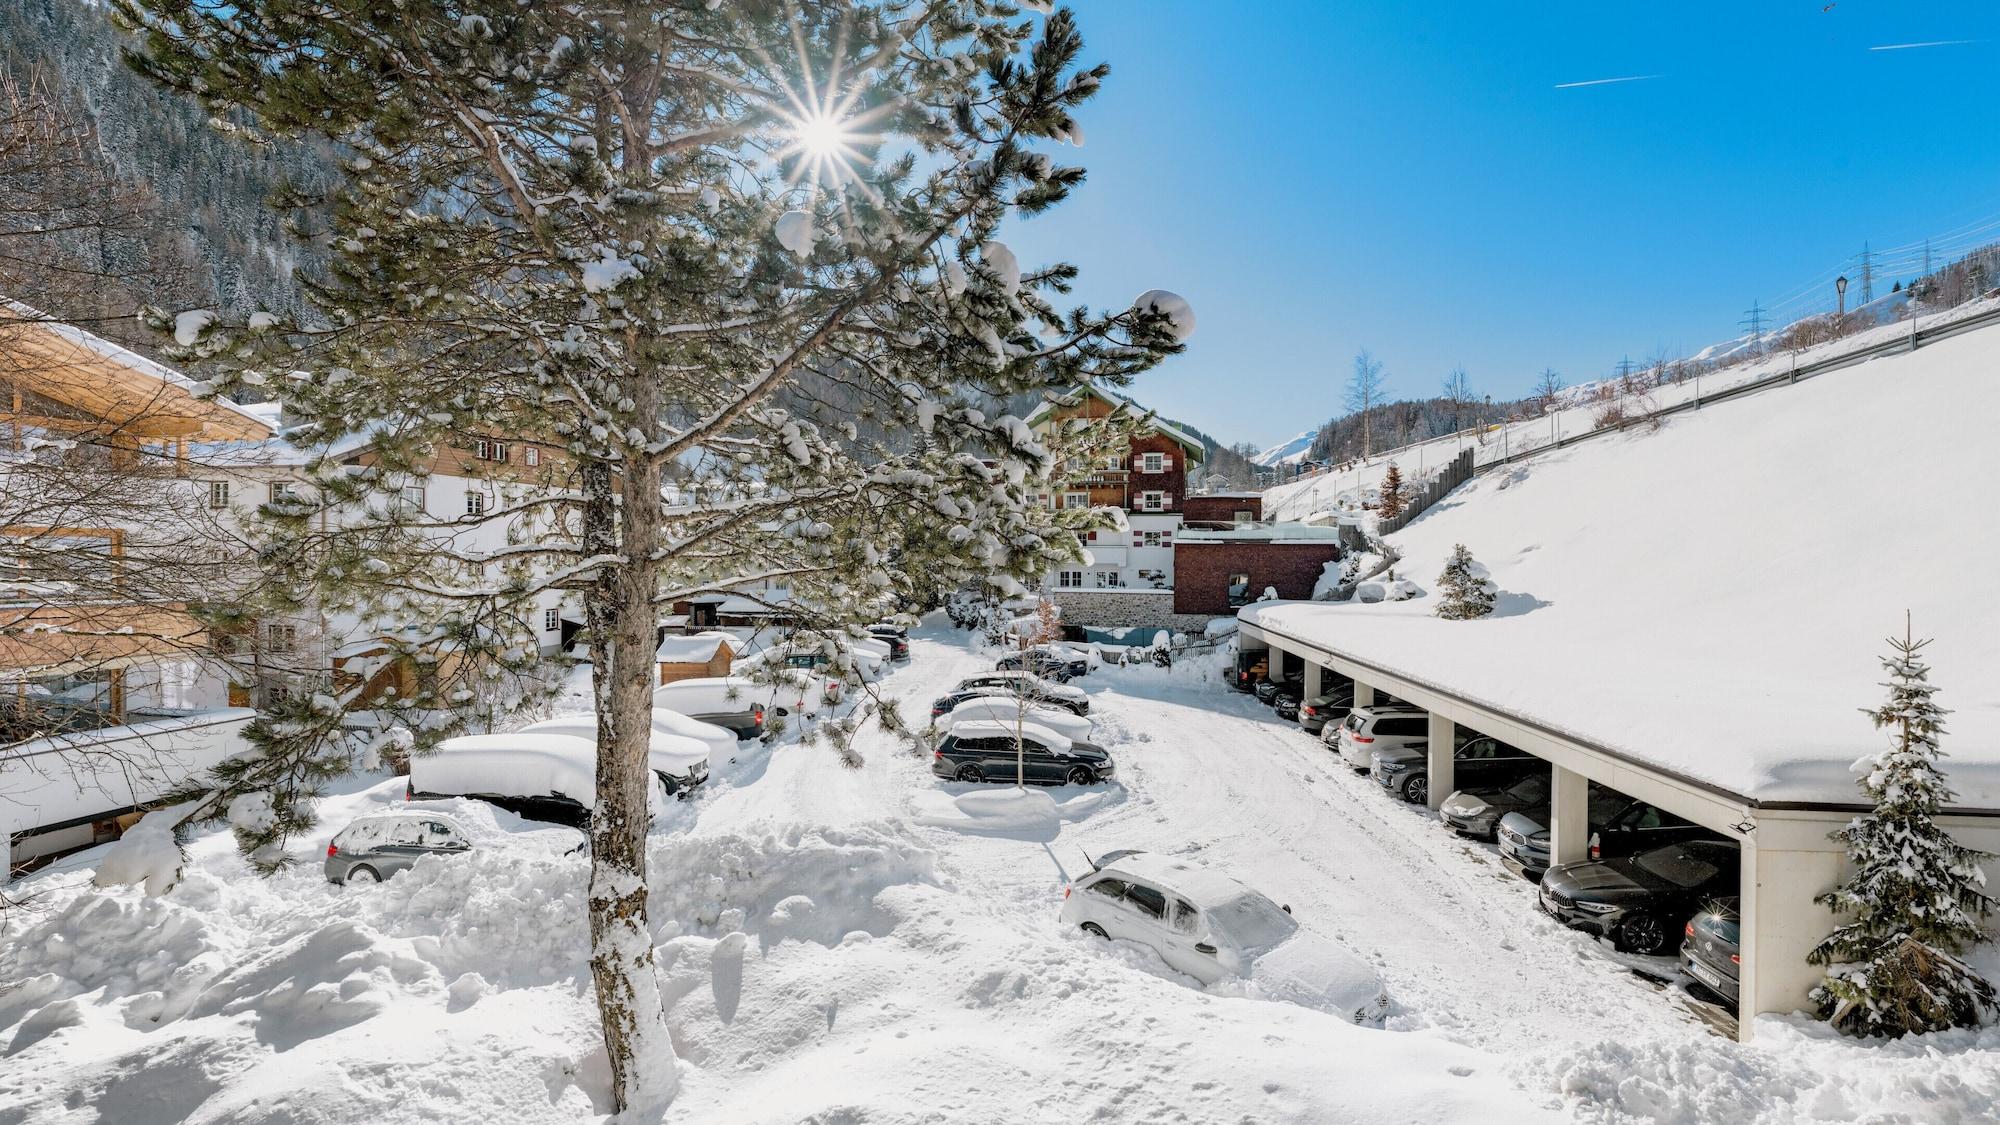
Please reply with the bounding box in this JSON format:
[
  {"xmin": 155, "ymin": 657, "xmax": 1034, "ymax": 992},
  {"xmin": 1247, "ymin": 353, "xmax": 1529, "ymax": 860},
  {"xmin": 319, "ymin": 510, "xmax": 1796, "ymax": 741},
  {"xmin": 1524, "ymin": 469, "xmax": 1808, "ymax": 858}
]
[
  {"xmin": 1126, "ymin": 432, "xmax": 1188, "ymax": 510},
  {"xmin": 1173, "ymin": 541, "xmax": 1342, "ymax": 616},
  {"xmin": 1182, "ymin": 494, "xmax": 1261, "ymax": 526}
]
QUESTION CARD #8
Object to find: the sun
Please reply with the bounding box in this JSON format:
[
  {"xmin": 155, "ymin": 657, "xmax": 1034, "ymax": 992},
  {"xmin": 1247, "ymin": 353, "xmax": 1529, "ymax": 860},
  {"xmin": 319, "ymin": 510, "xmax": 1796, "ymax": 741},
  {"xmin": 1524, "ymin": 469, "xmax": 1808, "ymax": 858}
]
[{"xmin": 792, "ymin": 110, "xmax": 856, "ymax": 161}]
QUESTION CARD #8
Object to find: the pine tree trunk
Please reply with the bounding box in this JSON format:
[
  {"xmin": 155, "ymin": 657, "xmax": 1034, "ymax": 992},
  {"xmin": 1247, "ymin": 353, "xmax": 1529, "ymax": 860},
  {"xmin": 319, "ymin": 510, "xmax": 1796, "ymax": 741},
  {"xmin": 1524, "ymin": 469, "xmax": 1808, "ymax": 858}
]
[{"xmin": 583, "ymin": 442, "xmax": 679, "ymax": 1113}]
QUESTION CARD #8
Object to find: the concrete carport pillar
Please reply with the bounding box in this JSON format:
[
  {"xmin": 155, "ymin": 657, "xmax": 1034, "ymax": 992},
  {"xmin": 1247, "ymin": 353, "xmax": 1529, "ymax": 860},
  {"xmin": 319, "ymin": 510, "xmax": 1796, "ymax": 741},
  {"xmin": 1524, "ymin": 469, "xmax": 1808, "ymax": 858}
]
[
  {"xmin": 1425, "ymin": 712, "xmax": 1455, "ymax": 809},
  {"xmin": 1302, "ymin": 661, "xmax": 1322, "ymax": 702},
  {"xmin": 1352, "ymin": 680, "xmax": 1376, "ymax": 709},
  {"xmin": 1267, "ymin": 643, "xmax": 1288, "ymax": 680},
  {"xmin": 1549, "ymin": 765, "xmax": 1591, "ymax": 866},
  {"xmin": 1737, "ymin": 816, "xmax": 1847, "ymax": 1042}
]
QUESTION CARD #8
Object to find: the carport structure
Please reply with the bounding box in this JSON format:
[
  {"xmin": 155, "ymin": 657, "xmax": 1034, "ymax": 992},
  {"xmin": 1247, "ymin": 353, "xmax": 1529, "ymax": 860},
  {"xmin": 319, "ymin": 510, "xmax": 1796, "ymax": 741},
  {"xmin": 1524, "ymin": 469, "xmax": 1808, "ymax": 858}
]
[{"xmin": 1237, "ymin": 614, "xmax": 2000, "ymax": 1043}]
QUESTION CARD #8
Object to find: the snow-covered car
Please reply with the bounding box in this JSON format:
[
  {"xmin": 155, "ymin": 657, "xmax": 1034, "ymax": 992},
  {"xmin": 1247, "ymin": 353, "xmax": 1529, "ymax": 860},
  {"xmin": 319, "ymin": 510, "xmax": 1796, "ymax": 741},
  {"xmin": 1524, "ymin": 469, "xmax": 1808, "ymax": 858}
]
[
  {"xmin": 930, "ymin": 719, "xmax": 1114, "ymax": 786},
  {"xmin": 324, "ymin": 812, "xmax": 471, "ymax": 885},
  {"xmin": 953, "ymin": 671, "xmax": 1089, "ymax": 716},
  {"xmin": 647, "ymin": 707, "xmax": 740, "ymax": 758},
  {"xmin": 517, "ymin": 716, "xmax": 711, "ymax": 793},
  {"xmin": 933, "ymin": 695, "xmax": 1093, "ymax": 743},
  {"xmin": 651, "ymin": 676, "xmax": 782, "ymax": 737},
  {"xmin": 1061, "ymin": 851, "xmax": 1387, "ymax": 1024},
  {"xmin": 1331, "ymin": 704, "xmax": 1427, "ymax": 771},
  {"xmin": 407, "ymin": 732, "xmax": 686, "ymax": 828}
]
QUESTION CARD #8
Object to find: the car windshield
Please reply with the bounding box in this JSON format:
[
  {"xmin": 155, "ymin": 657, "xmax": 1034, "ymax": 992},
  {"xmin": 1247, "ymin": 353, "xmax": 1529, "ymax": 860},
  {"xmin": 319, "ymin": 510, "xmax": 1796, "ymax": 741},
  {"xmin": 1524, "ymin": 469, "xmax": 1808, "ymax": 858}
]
[
  {"xmin": 1201, "ymin": 891, "xmax": 1298, "ymax": 953},
  {"xmin": 1502, "ymin": 775, "xmax": 1550, "ymax": 802},
  {"xmin": 1634, "ymin": 844, "xmax": 1728, "ymax": 888}
]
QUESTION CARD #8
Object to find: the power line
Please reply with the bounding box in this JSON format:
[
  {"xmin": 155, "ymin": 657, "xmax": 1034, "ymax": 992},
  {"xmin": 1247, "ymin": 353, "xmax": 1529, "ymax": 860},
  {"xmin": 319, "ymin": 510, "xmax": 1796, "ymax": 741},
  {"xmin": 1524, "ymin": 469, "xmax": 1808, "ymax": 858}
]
[
  {"xmin": 1739, "ymin": 300, "xmax": 1766, "ymax": 346},
  {"xmin": 1857, "ymin": 241, "xmax": 1875, "ymax": 305}
]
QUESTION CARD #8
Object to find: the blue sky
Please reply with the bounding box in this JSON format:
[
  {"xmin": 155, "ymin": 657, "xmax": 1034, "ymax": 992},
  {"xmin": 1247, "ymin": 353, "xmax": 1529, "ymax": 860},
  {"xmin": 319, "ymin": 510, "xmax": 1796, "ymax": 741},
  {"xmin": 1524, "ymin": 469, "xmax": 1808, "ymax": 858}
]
[{"xmin": 1000, "ymin": 2, "xmax": 2000, "ymax": 449}]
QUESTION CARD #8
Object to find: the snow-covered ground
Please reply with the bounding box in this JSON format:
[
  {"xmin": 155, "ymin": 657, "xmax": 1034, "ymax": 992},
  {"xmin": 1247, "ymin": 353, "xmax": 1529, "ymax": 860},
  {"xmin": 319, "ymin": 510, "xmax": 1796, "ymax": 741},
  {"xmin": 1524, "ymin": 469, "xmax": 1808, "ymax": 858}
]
[
  {"xmin": 4, "ymin": 625, "xmax": 1997, "ymax": 1123},
  {"xmin": 1262, "ymin": 294, "xmax": 2000, "ymax": 524}
]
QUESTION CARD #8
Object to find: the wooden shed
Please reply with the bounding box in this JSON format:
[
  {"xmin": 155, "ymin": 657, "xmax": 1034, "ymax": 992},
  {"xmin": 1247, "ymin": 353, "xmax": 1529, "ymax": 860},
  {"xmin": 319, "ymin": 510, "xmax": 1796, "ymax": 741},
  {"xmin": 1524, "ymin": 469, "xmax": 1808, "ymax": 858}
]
[{"xmin": 655, "ymin": 632, "xmax": 735, "ymax": 685}]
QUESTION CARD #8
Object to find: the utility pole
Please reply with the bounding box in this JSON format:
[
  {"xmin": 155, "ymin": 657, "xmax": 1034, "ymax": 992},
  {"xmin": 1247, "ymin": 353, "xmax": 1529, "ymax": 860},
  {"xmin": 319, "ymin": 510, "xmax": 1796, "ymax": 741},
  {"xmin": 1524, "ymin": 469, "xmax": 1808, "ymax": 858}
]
[
  {"xmin": 1923, "ymin": 239, "xmax": 1933, "ymax": 278},
  {"xmin": 1740, "ymin": 300, "xmax": 1766, "ymax": 347},
  {"xmin": 1858, "ymin": 242, "xmax": 1875, "ymax": 305}
]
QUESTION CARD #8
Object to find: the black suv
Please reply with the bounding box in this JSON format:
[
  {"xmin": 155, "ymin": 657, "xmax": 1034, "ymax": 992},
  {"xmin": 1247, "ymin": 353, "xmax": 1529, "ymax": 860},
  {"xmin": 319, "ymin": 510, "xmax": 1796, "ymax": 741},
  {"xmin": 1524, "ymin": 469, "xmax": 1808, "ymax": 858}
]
[
  {"xmin": 1540, "ymin": 840, "xmax": 1740, "ymax": 955},
  {"xmin": 930, "ymin": 726, "xmax": 1114, "ymax": 785},
  {"xmin": 866, "ymin": 629, "xmax": 911, "ymax": 661},
  {"xmin": 1370, "ymin": 734, "xmax": 1542, "ymax": 807},
  {"xmin": 996, "ymin": 648, "xmax": 1086, "ymax": 681}
]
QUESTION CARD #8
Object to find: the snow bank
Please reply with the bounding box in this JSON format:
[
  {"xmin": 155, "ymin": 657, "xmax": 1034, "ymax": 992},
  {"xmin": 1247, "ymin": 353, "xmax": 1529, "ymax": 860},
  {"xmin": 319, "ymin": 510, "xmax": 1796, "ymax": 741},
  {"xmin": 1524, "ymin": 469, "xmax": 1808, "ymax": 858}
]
[{"xmin": 90, "ymin": 803, "xmax": 189, "ymax": 896}]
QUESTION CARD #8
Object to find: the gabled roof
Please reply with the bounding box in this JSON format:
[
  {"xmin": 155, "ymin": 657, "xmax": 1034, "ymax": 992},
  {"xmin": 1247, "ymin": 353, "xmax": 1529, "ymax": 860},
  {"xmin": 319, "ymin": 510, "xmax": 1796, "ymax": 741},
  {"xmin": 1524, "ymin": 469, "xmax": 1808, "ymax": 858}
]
[
  {"xmin": 1, "ymin": 300, "xmax": 274, "ymax": 440},
  {"xmin": 1024, "ymin": 385, "xmax": 1206, "ymax": 461}
]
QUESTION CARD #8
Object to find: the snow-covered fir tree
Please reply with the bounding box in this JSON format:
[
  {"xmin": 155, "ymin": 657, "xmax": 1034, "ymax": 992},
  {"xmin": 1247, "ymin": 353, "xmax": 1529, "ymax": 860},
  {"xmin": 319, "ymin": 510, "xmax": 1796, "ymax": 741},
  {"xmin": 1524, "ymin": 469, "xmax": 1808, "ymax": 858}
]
[
  {"xmin": 117, "ymin": 1, "xmax": 1185, "ymax": 1110},
  {"xmin": 1377, "ymin": 460, "xmax": 1405, "ymax": 518},
  {"xmin": 1808, "ymin": 618, "xmax": 1995, "ymax": 1037},
  {"xmin": 1433, "ymin": 544, "xmax": 1494, "ymax": 620}
]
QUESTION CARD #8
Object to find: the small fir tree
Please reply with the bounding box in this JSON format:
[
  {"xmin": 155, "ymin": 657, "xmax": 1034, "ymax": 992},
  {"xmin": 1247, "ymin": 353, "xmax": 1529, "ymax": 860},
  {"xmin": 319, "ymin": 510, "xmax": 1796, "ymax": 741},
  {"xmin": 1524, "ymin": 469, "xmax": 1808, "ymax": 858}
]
[
  {"xmin": 1433, "ymin": 544, "xmax": 1494, "ymax": 620},
  {"xmin": 1031, "ymin": 596, "xmax": 1064, "ymax": 648},
  {"xmin": 1377, "ymin": 461, "xmax": 1405, "ymax": 518},
  {"xmin": 1808, "ymin": 617, "xmax": 1996, "ymax": 1037}
]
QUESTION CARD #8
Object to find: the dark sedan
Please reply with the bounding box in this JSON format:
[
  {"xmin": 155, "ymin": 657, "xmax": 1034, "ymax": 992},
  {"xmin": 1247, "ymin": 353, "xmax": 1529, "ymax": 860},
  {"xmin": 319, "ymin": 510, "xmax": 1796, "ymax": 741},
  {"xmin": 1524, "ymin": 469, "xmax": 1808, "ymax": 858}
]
[
  {"xmin": 1273, "ymin": 687, "xmax": 1303, "ymax": 721},
  {"xmin": 930, "ymin": 721, "xmax": 1114, "ymax": 786},
  {"xmin": 1437, "ymin": 772, "xmax": 1550, "ymax": 841},
  {"xmin": 1297, "ymin": 688, "xmax": 1355, "ymax": 735},
  {"xmin": 1371, "ymin": 735, "xmax": 1542, "ymax": 807},
  {"xmin": 1539, "ymin": 840, "xmax": 1741, "ymax": 955},
  {"xmin": 1681, "ymin": 897, "xmax": 1741, "ymax": 1005},
  {"xmin": 1253, "ymin": 673, "xmax": 1301, "ymax": 706},
  {"xmin": 996, "ymin": 649, "xmax": 1086, "ymax": 682},
  {"xmin": 1497, "ymin": 790, "xmax": 1708, "ymax": 881}
]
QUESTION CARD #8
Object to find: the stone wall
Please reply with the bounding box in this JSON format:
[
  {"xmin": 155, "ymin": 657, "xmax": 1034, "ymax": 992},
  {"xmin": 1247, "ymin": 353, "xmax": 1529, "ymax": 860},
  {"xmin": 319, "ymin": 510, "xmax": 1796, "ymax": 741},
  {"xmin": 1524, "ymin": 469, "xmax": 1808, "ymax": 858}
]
[{"xmin": 1050, "ymin": 589, "xmax": 1216, "ymax": 633}]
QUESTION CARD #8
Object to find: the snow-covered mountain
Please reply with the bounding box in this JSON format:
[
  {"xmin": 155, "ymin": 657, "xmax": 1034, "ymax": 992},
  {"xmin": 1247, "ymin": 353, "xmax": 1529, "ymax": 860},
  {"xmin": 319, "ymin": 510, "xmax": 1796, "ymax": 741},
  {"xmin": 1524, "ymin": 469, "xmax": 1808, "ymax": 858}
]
[{"xmin": 1252, "ymin": 430, "xmax": 1316, "ymax": 467}]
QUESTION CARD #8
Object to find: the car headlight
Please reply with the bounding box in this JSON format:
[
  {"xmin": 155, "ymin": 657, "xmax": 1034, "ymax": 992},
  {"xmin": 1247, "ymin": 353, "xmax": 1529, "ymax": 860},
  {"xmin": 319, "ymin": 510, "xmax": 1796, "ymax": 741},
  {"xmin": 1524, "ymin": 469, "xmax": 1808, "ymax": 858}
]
[
  {"xmin": 1379, "ymin": 761, "xmax": 1409, "ymax": 773},
  {"xmin": 1573, "ymin": 901, "xmax": 1619, "ymax": 914}
]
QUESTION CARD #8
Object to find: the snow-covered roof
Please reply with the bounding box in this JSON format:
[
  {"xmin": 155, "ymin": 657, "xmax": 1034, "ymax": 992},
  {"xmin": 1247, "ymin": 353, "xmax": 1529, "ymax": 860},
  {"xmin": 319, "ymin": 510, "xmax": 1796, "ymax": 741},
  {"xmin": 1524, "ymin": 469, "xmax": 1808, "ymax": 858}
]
[
  {"xmin": 1242, "ymin": 327, "xmax": 2000, "ymax": 808},
  {"xmin": 655, "ymin": 634, "xmax": 732, "ymax": 663},
  {"xmin": 1178, "ymin": 523, "xmax": 1343, "ymax": 544}
]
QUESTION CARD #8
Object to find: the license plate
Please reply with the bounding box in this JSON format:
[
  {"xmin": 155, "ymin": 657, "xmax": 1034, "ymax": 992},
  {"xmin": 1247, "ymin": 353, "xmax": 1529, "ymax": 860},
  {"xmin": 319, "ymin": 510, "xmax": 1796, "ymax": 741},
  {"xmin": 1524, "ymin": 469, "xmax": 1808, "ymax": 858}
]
[{"xmin": 1686, "ymin": 958, "xmax": 1721, "ymax": 988}]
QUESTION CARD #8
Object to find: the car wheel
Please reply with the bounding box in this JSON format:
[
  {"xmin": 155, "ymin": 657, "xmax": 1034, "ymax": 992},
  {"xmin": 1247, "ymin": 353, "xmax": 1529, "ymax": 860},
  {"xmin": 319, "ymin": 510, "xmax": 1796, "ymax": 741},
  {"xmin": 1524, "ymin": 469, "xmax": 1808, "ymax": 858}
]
[
  {"xmin": 955, "ymin": 764, "xmax": 984, "ymax": 783},
  {"xmin": 1404, "ymin": 775, "xmax": 1429, "ymax": 805},
  {"xmin": 1080, "ymin": 922, "xmax": 1108, "ymax": 939},
  {"xmin": 345, "ymin": 865, "xmax": 381, "ymax": 886},
  {"xmin": 1065, "ymin": 766, "xmax": 1093, "ymax": 786},
  {"xmin": 1618, "ymin": 914, "xmax": 1671, "ymax": 956}
]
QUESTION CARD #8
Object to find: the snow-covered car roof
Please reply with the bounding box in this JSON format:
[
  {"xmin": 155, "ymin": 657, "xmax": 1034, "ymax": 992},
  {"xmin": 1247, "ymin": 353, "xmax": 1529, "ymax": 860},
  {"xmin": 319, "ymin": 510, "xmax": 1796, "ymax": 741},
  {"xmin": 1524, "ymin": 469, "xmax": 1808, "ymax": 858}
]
[
  {"xmin": 518, "ymin": 716, "xmax": 709, "ymax": 772},
  {"xmin": 1094, "ymin": 852, "xmax": 1279, "ymax": 918},
  {"xmin": 947, "ymin": 719, "xmax": 1072, "ymax": 752},
  {"xmin": 940, "ymin": 697, "xmax": 1090, "ymax": 737},
  {"xmin": 414, "ymin": 734, "xmax": 603, "ymax": 807},
  {"xmin": 964, "ymin": 670, "xmax": 1086, "ymax": 700}
]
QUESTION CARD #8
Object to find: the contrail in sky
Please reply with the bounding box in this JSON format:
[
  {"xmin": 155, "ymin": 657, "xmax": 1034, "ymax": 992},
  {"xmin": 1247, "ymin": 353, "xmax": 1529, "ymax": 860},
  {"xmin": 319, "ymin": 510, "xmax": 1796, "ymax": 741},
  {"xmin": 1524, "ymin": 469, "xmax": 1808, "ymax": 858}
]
[
  {"xmin": 1868, "ymin": 40, "xmax": 1980, "ymax": 52},
  {"xmin": 1553, "ymin": 75, "xmax": 1663, "ymax": 89}
]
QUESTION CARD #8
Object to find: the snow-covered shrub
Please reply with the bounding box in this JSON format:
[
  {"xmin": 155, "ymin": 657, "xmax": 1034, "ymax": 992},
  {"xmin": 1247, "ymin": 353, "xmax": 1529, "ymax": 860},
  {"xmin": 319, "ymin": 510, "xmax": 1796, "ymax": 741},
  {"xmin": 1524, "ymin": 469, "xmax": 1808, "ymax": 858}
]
[{"xmin": 1434, "ymin": 544, "xmax": 1496, "ymax": 620}]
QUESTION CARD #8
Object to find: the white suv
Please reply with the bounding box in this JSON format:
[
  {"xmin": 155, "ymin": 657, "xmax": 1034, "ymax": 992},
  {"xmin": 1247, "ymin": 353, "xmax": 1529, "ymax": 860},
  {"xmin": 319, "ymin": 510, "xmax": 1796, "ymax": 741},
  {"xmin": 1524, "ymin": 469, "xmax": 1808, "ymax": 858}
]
[
  {"xmin": 1328, "ymin": 704, "xmax": 1429, "ymax": 771},
  {"xmin": 1060, "ymin": 850, "xmax": 1387, "ymax": 1023}
]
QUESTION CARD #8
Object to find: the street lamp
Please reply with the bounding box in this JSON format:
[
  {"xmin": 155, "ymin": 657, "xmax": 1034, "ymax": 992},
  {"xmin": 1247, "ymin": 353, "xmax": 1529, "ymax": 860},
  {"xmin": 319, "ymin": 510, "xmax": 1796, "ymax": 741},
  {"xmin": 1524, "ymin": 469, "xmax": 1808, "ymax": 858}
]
[{"xmin": 1836, "ymin": 274, "xmax": 1849, "ymax": 317}]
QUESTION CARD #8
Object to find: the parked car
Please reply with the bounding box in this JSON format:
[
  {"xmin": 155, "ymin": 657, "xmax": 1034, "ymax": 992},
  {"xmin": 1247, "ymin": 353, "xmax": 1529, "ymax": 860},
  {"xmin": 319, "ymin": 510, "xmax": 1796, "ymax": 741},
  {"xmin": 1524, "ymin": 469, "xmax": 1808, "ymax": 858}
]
[
  {"xmin": 954, "ymin": 671, "xmax": 1089, "ymax": 716},
  {"xmin": 930, "ymin": 719, "xmax": 1114, "ymax": 785},
  {"xmin": 934, "ymin": 695, "xmax": 1094, "ymax": 743},
  {"xmin": 408, "ymin": 733, "xmax": 675, "ymax": 828},
  {"xmin": 1371, "ymin": 734, "xmax": 1541, "ymax": 807},
  {"xmin": 1438, "ymin": 772, "xmax": 1551, "ymax": 841},
  {"xmin": 324, "ymin": 812, "xmax": 471, "ymax": 885},
  {"xmin": 1331, "ymin": 704, "xmax": 1428, "ymax": 771},
  {"xmin": 1060, "ymin": 850, "xmax": 1387, "ymax": 1024},
  {"xmin": 995, "ymin": 646, "xmax": 1088, "ymax": 682},
  {"xmin": 1497, "ymin": 790, "xmax": 1709, "ymax": 881},
  {"xmin": 1229, "ymin": 651, "xmax": 1269, "ymax": 693},
  {"xmin": 1253, "ymin": 672, "xmax": 1302, "ymax": 706},
  {"xmin": 1680, "ymin": 897, "xmax": 1742, "ymax": 1005},
  {"xmin": 1540, "ymin": 840, "xmax": 1741, "ymax": 955},
  {"xmin": 1297, "ymin": 686, "xmax": 1355, "ymax": 735},
  {"xmin": 517, "ymin": 716, "xmax": 711, "ymax": 794},
  {"xmin": 1273, "ymin": 686, "xmax": 1303, "ymax": 721},
  {"xmin": 643, "ymin": 707, "xmax": 740, "ymax": 758},
  {"xmin": 780, "ymin": 647, "xmax": 876, "ymax": 688},
  {"xmin": 650, "ymin": 676, "xmax": 775, "ymax": 738},
  {"xmin": 864, "ymin": 626, "xmax": 911, "ymax": 661}
]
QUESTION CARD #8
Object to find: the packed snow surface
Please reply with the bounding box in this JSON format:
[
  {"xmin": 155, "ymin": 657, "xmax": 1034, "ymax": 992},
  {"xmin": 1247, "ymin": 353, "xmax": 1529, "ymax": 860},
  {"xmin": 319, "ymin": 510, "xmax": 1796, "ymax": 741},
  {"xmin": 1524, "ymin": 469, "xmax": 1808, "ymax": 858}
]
[
  {"xmin": 1253, "ymin": 429, "xmax": 1317, "ymax": 467},
  {"xmin": 5, "ymin": 625, "xmax": 1995, "ymax": 1124},
  {"xmin": 1245, "ymin": 327, "xmax": 2000, "ymax": 805}
]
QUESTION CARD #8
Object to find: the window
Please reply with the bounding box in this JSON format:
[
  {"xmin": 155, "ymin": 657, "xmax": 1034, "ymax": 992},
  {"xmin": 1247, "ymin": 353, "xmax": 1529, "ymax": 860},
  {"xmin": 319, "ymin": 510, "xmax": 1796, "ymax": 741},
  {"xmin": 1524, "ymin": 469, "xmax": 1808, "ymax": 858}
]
[
  {"xmin": 1172, "ymin": 899, "xmax": 1200, "ymax": 935},
  {"xmin": 1086, "ymin": 877, "xmax": 1129, "ymax": 900},
  {"xmin": 523, "ymin": 447, "xmax": 540, "ymax": 467},
  {"xmin": 265, "ymin": 623, "xmax": 298, "ymax": 654},
  {"xmin": 543, "ymin": 608, "xmax": 560, "ymax": 632},
  {"xmin": 1227, "ymin": 572, "xmax": 1251, "ymax": 607},
  {"xmin": 1140, "ymin": 451, "xmax": 1164, "ymax": 473},
  {"xmin": 465, "ymin": 491, "xmax": 487, "ymax": 516},
  {"xmin": 207, "ymin": 481, "xmax": 230, "ymax": 509},
  {"xmin": 397, "ymin": 486, "xmax": 426, "ymax": 514},
  {"xmin": 1100, "ymin": 454, "xmax": 1124, "ymax": 471},
  {"xmin": 1063, "ymin": 492, "xmax": 1088, "ymax": 509},
  {"xmin": 1380, "ymin": 718, "xmax": 1427, "ymax": 737},
  {"xmin": 1142, "ymin": 531, "xmax": 1162, "ymax": 548},
  {"xmin": 1094, "ymin": 570, "xmax": 1123, "ymax": 588},
  {"xmin": 269, "ymin": 481, "xmax": 299, "ymax": 504},
  {"xmin": 1124, "ymin": 883, "xmax": 1167, "ymax": 919},
  {"xmin": 1057, "ymin": 570, "xmax": 1083, "ymax": 589},
  {"xmin": 1139, "ymin": 490, "xmax": 1164, "ymax": 512},
  {"xmin": 474, "ymin": 439, "xmax": 509, "ymax": 463},
  {"xmin": 1233, "ymin": 509, "xmax": 1254, "ymax": 523}
]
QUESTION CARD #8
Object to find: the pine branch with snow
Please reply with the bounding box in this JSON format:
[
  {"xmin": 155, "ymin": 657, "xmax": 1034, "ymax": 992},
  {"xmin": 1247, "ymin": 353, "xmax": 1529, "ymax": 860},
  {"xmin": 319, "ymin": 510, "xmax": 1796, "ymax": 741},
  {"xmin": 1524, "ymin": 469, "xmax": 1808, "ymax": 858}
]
[{"xmin": 1807, "ymin": 617, "xmax": 1996, "ymax": 1037}]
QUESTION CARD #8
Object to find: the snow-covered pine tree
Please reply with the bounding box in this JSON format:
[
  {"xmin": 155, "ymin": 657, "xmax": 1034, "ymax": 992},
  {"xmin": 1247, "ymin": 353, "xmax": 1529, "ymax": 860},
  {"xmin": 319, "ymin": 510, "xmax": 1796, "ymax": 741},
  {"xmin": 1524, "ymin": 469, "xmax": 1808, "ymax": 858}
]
[
  {"xmin": 1808, "ymin": 617, "xmax": 1995, "ymax": 1037},
  {"xmin": 1433, "ymin": 544, "xmax": 1494, "ymax": 620},
  {"xmin": 117, "ymin": 1, "xmax": 1184, "ymax": 1111},
  {"xmin": 1377, "ymin": 461, "xmax": 1404, "ymax": 518}
]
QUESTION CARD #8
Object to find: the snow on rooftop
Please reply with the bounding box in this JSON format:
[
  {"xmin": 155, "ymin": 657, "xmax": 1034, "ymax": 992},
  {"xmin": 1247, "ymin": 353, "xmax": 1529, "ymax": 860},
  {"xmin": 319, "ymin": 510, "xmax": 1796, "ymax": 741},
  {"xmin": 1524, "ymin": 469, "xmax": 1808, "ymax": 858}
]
[
  {"xmin": 1244, "ymin": 326, "xmax": 2000, "ymax": 807},
  {"xmin": 655, "ymin": 634, "xmax": 731, "ymax": 663}
]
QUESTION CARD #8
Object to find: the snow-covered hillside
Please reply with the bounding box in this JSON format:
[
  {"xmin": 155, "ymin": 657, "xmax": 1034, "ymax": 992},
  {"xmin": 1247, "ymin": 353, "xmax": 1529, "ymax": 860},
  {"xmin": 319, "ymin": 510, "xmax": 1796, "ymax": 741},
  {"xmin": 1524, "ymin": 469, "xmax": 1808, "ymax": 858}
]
[
  {"xmin": 1249, "ymin": 323, "xmax": 2000, "ymax": 806},
  {"xmin": 1252, "ymin": 430, "xmax": 1315, "ymax": 468}
]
